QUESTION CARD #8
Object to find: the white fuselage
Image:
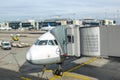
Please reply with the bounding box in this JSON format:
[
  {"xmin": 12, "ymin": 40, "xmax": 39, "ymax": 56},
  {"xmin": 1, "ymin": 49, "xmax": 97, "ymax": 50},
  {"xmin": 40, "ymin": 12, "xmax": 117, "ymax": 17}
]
[{"xmin": 26, "ymin": 32, "xmax": 62, "ymax": 65}]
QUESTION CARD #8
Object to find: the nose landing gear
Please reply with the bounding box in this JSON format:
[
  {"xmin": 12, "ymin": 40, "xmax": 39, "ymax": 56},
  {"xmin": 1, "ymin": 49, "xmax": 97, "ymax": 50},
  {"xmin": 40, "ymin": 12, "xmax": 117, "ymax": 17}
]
[
  {"xmin": 53, "ymin": 63, "xmax": 63, "ymax": 76},
  {"xmin": 40, "ymin": 63, "xmax": 63, "ymax": 80}
]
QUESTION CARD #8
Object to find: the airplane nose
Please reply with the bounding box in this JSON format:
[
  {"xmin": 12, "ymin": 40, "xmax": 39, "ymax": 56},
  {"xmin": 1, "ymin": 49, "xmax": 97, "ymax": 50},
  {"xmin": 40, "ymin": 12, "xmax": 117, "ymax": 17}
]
[
  {"xmin": 26, "ymin": 51, "xmax": 35, "ymax": 64},
  {"xmin": 26, "ymin": 51, "xmax": 31, "ymax": 61},
  {"xmin": 26, "ymin": 45, "xmax": 61, "ymax": 65}
]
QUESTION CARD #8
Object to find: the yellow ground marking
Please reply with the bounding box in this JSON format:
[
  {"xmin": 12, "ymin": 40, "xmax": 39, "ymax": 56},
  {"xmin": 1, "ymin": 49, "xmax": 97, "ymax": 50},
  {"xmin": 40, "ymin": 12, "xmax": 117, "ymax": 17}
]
[
  {"xmin": 21, "ymin": 77, "xmax": 32, "ymax": 80},
  {"xmin": 49, "ymin": 75, "xmax": 62, "ymax": 80},
  {"xmin": 45, "ymin": 70, "xmax": 53, "ymax": 72},
  {"xmin": 66, "ymin": 57, "xmax": 97, "ymax": 72},
  {"xmin": 49, "ymin": 57, "xmax": 97, "ymax": 80},
  {"xmin": 49, "ymin": 72, "xmax": 90, "ymax": 80},
  {"xmin": 63, "ymin": 72, "xmax": 90, "ymax": 80}
]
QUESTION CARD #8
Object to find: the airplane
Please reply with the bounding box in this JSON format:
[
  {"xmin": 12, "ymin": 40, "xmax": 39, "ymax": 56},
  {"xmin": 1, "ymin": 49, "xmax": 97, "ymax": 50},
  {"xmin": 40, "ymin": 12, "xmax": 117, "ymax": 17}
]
[
  {"xmin": 26, "ymin": 31, "xmax": 64, "ymax": 76},
  {"xmin": 40, "ymin": 22, "xmax": 55, "ymax": 31}
]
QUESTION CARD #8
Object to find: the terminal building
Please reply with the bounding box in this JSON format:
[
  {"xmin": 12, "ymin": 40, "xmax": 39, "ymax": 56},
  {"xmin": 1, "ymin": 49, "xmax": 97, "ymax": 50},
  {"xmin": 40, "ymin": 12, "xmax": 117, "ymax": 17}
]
[
  {"xmin": 100, "ymin": 19, "xmax": 116, "ymax": 26},
  {"xmin": 82, "ymin": 19, "xmax": 100, "ymax": 27},
  {"xmin": 21, "ymin": 22, "xmax": 32, "ymax": 28},
  {"xmin": 0, "ymin": 19, "xmax": 116, "ymax": 30},
  {"xmin": 9, "ymin": 21, "xmax": 20, "ymax": 29},
  {"xmin": 38, "ymin": 18, "xmax": 73, "ymax": 29}
]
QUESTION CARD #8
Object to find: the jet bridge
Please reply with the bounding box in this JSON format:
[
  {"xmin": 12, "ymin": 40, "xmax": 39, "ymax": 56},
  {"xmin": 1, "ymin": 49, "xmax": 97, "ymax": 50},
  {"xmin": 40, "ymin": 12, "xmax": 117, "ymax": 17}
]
[
  {"xmin": 50, "ymin": 25, "xmax": 81, "ymax": 57},
  {"xmin": 80, "ymin": 26, "xmax": 120, "ymax": 57},
  {"xmin": 51, "ymin": 25, "xmax": 120, "ymax": 58}
]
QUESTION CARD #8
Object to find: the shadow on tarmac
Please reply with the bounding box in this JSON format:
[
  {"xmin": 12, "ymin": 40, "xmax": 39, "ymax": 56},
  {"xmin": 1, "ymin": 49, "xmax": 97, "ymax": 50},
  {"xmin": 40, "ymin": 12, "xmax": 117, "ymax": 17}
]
[
  {"xmin": 19, "ymin": 57, "xmax": 77, "ymax": 73},
  {"xmin": 0, "ymin": 67, "xmax": 48, "ymax": 80}
]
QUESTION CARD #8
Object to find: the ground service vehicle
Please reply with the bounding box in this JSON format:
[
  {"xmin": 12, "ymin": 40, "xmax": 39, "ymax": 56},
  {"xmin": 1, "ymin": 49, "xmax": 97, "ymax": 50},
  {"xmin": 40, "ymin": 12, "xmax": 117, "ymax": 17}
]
[{"xmin": 1, "ymin": 41, "xmax": 11, "ymax": 50}]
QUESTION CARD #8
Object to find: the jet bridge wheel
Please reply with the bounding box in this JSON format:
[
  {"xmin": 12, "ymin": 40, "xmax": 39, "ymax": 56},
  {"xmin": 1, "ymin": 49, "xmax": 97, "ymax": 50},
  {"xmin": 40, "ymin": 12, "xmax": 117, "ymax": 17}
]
[{"xmin": 53, "ymin": 69, "xmax": 63, "ymax": 76}]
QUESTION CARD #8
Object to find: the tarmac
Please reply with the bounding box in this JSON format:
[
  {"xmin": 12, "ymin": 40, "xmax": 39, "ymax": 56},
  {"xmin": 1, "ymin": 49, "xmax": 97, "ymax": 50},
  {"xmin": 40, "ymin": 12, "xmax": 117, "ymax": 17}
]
[{"xmin": 0, "ymin": 30, "xmax": 120, "ymax": 80}]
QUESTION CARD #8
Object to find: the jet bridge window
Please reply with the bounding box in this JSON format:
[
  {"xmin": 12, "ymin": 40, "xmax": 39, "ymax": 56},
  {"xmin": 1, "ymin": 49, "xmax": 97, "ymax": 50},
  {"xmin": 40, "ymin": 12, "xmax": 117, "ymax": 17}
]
[{"xmin": 67, "ymin": 35, "xmax": 74, "ymax": 43}]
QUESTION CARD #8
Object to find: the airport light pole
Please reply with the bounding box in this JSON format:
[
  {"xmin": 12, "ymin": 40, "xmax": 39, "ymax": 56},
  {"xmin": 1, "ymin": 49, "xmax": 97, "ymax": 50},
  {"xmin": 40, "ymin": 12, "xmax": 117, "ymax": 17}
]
[{"xmin": 117, "ymin": 9, "xmax": 119, "ymax": 24}]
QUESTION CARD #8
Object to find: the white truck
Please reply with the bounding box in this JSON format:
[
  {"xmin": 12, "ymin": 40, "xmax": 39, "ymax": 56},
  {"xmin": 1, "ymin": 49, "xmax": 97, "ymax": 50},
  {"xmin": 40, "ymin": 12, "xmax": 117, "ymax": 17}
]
[{"xmin": 1, "ymin": 41, "xmax": 11, "ymax": 50}]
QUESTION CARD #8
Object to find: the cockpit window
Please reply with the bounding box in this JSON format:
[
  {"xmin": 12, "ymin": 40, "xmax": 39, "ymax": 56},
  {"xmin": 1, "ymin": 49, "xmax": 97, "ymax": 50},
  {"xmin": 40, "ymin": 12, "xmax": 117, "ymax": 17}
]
[
  {"xmin": 34, "ymin": 40, "xmax": 48, "ymax": 45},
  {"xmin": 48, "ymin": 40, "xmax": 58, "ymax": 45},
  {"xmin": 48, "ymin": 40, "xmax": 54, "ymax": 45},
  {"xmin": 34, "ymin": 39, "xmax": 39, "ymax": 45},
  {"xmin": 38, "ymin": 40, "xmax": 48, "ymax": 45},
  {"xmin": 54, "ymin": 40, "xmax": 58, "ymax": 45},
  {"xmin": 34, "ymin": 39, "xmax": 58, "ymax": 46}
]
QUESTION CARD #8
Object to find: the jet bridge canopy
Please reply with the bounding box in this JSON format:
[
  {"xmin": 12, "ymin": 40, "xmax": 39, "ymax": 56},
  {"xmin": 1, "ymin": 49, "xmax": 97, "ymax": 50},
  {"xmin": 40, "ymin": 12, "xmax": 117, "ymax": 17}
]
[
  {"xmin": 50, "ymin": 25, "xmax": 81, "ymax": 57},
  {"xmin": 50, "ymin": 26, "xmax": 67, "ymax": 54}
]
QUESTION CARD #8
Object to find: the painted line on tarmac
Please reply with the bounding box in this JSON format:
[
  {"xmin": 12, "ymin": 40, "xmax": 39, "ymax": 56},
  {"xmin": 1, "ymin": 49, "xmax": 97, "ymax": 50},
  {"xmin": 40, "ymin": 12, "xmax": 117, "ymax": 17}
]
[
  {"xmin": 49, "ymin": 75, "xmax": 62, "ymax": 80},
  {"xmin": 66, "ymin": 57, "xmax": 97, "ymax": 72},
  {"xmin": 63, "ymin": 72, "xmax": 90, "ymax": 80},
  {"xmin": 21, "ymin": 77, "xmax": 32, "ymax": 80},
  {"xmin": 49, "ymin": 57, "xmax": 97, "ymax": 80},
  {"xmin": 21, "ymin": 70, "xmax": 53, "ymax": 80},
  {"xmin": 46, "ymin": 70, "xmax": 53, "ymax": 72},
  {"xmin": 49, "ymin": 72, "xmax": 90, "ymax": 80}
]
